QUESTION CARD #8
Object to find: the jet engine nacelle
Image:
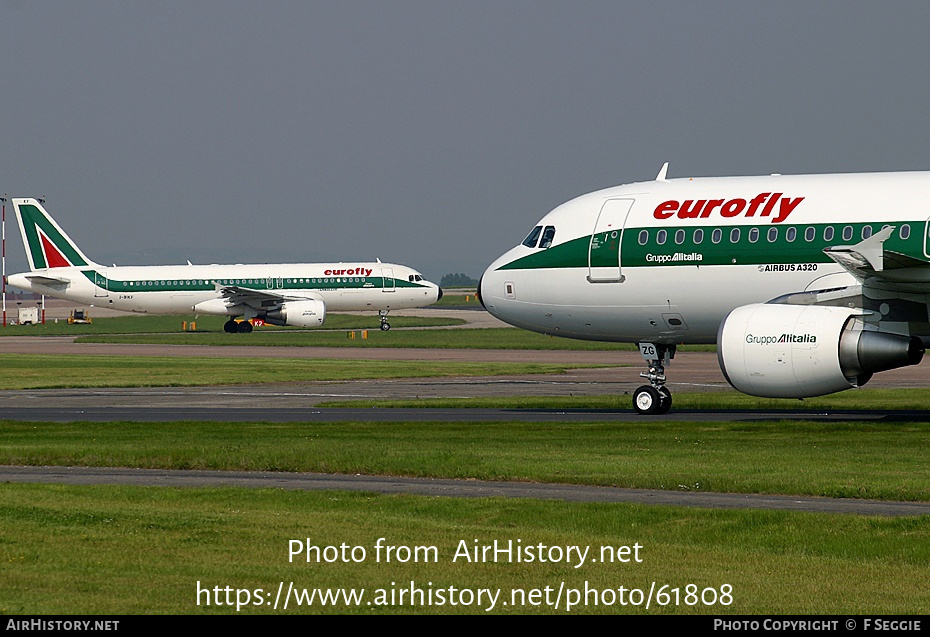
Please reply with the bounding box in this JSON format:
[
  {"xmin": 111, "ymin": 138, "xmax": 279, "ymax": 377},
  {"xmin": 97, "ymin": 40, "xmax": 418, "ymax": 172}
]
[
  {"xmin": 264, "ymin": 299, "xmax": 326, "ymax": 328},
  {"xmin": 718, "ymin": 303, "xmax": 924, "ymax": 398}
]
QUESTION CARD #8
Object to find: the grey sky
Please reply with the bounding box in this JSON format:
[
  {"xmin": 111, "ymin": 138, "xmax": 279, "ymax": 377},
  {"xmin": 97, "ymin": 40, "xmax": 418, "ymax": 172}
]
[{"xmin": 3, "ymin": 1, "xmax": 930, "ymax": 280}]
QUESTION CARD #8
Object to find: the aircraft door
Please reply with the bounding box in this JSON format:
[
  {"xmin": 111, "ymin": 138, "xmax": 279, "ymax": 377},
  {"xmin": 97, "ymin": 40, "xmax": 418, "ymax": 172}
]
[
  {"xmin": 588, "ymin": 198, "xmax": 634, "ymax": 283},
  {"xmin": 382, "ymin": 268, "xmax": 395, "ymax": 292},
  {"xmin": 94, "ymin": 270, "xmax": 108, "ymax": 297}
]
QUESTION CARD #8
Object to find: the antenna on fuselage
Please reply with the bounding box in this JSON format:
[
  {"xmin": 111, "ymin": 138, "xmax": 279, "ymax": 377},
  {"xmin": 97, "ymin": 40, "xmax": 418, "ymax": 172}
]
[{"xmin": 655, "ymin": 162, "xmax": 669, "ymax": 182}]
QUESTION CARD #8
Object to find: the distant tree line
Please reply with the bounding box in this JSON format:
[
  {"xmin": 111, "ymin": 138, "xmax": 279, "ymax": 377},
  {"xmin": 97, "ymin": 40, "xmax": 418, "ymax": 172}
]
[{"xmin": 440, "ymin": 273, "xmax": 478, "ymax": 288}]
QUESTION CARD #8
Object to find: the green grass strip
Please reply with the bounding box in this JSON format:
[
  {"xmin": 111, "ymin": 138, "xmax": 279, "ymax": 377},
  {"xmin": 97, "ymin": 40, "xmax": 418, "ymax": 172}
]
[
  {"xmin": 2, "ymin": 419, "xmax": 929, "ymax": 501},
  {"xmin": 75, "ymin": 327, "xmax": 645, "ymax": 348},
  {"xmin": 2, "ymin": 484, "xmax": 928, "ymax": 614},
  {"xmin": 433, "ymin": 292, "xmax": 483, "ymax": 307},
  {"xmin": 0, "ymin": 354, "xmax": 596, "ymax": 389},
  {"xmin": 0, "ymin": 313, "xmax": 463, "ymax": 336}
]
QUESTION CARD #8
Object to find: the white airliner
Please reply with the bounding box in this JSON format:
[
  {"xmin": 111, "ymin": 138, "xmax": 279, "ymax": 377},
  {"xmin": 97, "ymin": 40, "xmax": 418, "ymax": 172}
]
[
  {"xmin": 6, "ymin": 198, "xmax": 442, "ymax": 332},
  {"xmin": 480, "ymin": 165, "xmax": 927, "ymax": 414}
]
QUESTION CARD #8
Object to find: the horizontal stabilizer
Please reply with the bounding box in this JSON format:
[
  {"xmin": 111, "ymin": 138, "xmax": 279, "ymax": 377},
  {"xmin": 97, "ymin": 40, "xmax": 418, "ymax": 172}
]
[{"xmin": 25, "ymin": 274, "xmax": 71, "ymax": 286}]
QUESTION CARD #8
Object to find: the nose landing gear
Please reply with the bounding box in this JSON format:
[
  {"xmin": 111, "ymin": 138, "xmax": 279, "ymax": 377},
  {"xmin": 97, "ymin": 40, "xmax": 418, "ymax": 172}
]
[
  {"xmin": 379, "ymin": 310, "xmax": 391, "ymax": 331},
  {"xmin": 632, "ymin": 343, "xmax": 675, "ymax": 415}
]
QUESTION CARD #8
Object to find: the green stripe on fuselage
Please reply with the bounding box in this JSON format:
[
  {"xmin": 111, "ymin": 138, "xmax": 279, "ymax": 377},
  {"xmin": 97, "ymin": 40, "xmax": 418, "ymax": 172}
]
[
  {"xmin": 497, "ymin": 221, "xmax": 926, "ymax": 270},
  {"xmin": 80, "ymin": 271, "xmax": 428, "ymax": 293}
]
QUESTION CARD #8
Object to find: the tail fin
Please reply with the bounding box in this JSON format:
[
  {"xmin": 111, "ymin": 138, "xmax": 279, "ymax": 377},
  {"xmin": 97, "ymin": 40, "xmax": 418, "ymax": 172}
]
[{"xmin": 13, "ymin": 198, "xmax": 97, "ymax": 270}]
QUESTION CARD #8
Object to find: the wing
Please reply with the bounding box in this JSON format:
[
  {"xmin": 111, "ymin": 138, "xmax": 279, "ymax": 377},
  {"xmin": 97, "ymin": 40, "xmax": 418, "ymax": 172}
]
[
  {"xmin": 216, "ymin": 284, "xmax": 323, "ymax": 311},
  {"xmin": 767, "ymin": 226, "xmax": 930, "ymax": 330},
  {"xmin": 822, "ymin": 226, "xmax": 930, "ymax": 291}
]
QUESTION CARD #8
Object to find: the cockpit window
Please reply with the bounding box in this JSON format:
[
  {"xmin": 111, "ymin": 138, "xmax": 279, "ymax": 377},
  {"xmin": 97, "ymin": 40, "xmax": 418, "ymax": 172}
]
[
  {"xmin": 539, "ymin": 226, "xmax": 556, "ymax": 249},
  {"xmin": 522, "ymin": 226, "xmax": 542, "ymax": 248},
  {"xmin": 408, "ymin": 274, "xmax": 424, "ymax": 282}
]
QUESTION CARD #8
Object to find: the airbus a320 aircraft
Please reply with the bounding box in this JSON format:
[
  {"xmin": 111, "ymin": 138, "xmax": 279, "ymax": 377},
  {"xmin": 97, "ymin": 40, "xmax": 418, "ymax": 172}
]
[
  {"xmin": 7, "ymin": 198, "xmax": 441, "ymax": 332},
  {"xmin": 480, "ymin": 165, "xmax": 927, "ymax": 414}
]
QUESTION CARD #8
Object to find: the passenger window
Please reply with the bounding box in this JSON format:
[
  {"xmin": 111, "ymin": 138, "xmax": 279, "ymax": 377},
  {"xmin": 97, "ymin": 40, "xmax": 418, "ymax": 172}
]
[
  {"xmin": 824, "ymin": 226, "xmax": 835, "ymax": 241},
  {"xmin": 539, "ymin": 226, "xmax": 556, "ymax": 249},
  {"xmin": 711, "ymin": 228, "xmax": 722, "ymax": 244},
  {"xmin": 675, "ymin": 229, "xmax": 685, "ymax": 245},
  {"xmin": 693, "ymin": 229, "xmax": 704, "ymax": 244},
  {"xmin": 730, "ymin": 228, "xmax": 740, "ymax": 243},
  {"xmin": 901, "ymin": 224, "xmax": 911, "ymax": 240},
  {"xmin": 522, "ymin": 226, "xmax": 542, "ymax": 248},
  {"xmin": 861, "ymin": 226, "xmax": 872, "ymax": 240},
  {"xmin": 767, "ymin": 227, "xmax": 778, "ymax": 242},
  {"xmin": 842, "ymin": 226, "xmax": 853, "ymax": 241},
  {"xmin": 656, "ymin": 229, "xmax": 667, "ymax": 245},
  {"xmin": 805, "ymin": 227, "xmax": 815, "ymax": 242},
  {"xmin": 638, "ymin": 230, "xmax": 648, "ymax": 245},
  {"xmin": 786, "ymin": 227, "xmax": 796, "ymax": 242},
  {"xmin": 748, "ymin": 228, "xmax": 759, "ymax": 243}
]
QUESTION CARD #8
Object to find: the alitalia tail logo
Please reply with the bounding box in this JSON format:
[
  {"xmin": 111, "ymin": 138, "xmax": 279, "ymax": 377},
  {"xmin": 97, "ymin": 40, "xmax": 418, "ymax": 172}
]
[
  {"xmin": 746, "ymin": 333, "xmax": 818, "ymax": 345},
  {"xmin": 38, "ymin": 230, "xmax": 73, "ymax": 268},
  {"xmin": 17, "ymin": 202, "xmax": 89, "ymax": 270},
  {"xmin": 654, "ymin": 193, "xmax": 804, "ymax": 224}
]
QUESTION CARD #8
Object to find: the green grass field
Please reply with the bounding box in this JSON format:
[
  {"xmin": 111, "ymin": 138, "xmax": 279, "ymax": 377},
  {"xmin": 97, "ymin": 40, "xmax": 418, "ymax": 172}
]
[
  {"xmin": 2, "ymin": 419, "xmax": 928, "ymax": 501},
  {"xmin": 77, "ymin": 327, "xmax": 656, "ymax": 349},
  {"xmin": 3, "ymin": 484, "xmax": 928, "ymax": 614},
  {"xmin": 2, "ymin": 323, "xmax": 928, "ymax": 614},
  {"xmin": 2, "ymin": 311, "xmax": 718, "ymax": 350},
  {"xmin": 0, "ymin": 354, "xmax": 602, "ymax": 390}
]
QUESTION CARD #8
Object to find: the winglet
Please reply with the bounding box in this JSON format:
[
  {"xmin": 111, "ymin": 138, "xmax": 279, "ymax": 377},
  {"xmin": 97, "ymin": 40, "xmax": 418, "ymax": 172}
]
[{"xmin": 655, "ymin": 162, "xmax": 669, "ymax": 182}]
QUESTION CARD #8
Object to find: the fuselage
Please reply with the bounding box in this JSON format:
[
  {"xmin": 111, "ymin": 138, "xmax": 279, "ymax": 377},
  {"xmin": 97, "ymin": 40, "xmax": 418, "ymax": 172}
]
[
  {"xmin": 9, "ymin": 261, "xmax": 440, "ymax": 315},
  {"xmin": 481, "ymin": 171, "xmax": 930, "ymax": 344}
]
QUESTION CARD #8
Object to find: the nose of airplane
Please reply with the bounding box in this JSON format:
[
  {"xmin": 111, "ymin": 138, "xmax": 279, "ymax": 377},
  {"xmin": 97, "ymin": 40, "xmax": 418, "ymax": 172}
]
[
  {"xmin": 437, "ymin": 286, "xmax": 443, "ymax": 301},
  {"xmin": 478, "ymin": 256, "xmax": 509, "ymax": 319}
]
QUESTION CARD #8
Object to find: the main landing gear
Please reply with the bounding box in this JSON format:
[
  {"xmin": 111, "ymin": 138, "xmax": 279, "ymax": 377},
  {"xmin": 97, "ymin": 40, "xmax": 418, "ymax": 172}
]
[
  {"xmin": 632, "ymin": 343, "xmax": 675, "ymax": 415},
  {"xmin": 224, "ymin": 318, "xmax": 253, "ymax": 333},
  {"xmin": 379, "ymin": 310, "xmax": 391, "ymax": 331}
]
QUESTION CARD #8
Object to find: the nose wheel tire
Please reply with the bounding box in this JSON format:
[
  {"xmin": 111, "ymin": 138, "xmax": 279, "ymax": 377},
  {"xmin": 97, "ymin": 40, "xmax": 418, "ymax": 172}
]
[
  {"xmin": 632, "ymin": 385, "xmax": 672, "ymax": 415},
  {"xmin": 380, "ymin": 322, "xmax": 391, "ymax": 331}
]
